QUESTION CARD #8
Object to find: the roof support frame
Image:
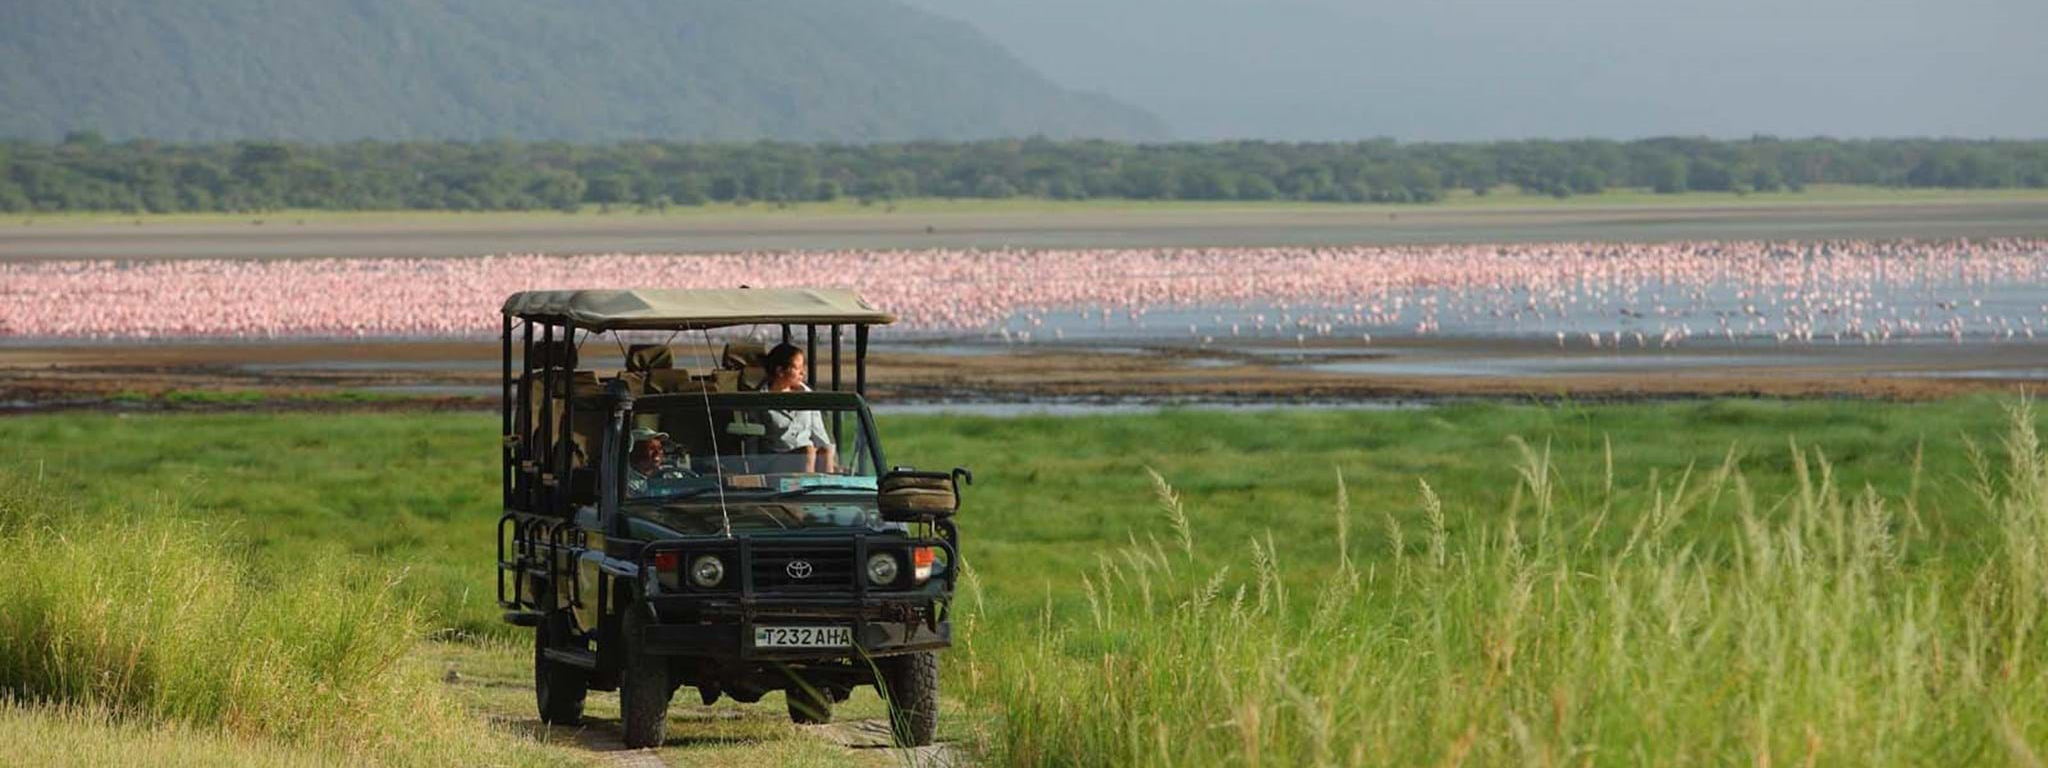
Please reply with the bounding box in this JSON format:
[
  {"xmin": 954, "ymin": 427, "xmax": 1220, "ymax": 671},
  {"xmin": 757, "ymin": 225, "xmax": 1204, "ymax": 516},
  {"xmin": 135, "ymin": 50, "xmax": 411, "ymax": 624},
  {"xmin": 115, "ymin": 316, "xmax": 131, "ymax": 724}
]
[
  {"xmin": 537, "ymin": 322, "xmax": 555, "ymax": 514},
  {"xmin": 855, "ymin": 325, "xmax": 869, "ymax": 396},
  {"xmin": 500, "ymin": 315, "xmax": 513, "ymax": 510},
  {"xmin": 557, "ymin": 319, "xmax": 577, "ymax": 517},
  {"xmin": 518, "ymin": 320, "xmax": 534, "ymax": 511}
]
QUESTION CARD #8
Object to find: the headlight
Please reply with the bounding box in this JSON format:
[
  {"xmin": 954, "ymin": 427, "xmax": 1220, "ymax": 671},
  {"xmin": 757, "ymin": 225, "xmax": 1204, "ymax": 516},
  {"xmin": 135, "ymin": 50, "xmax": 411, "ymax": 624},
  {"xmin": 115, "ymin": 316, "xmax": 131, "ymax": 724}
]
[
  {"xmin": 690, "ymin": 554, "xmax": 726, "ymax": 588},
  {"xmin": 866, "ymin": 552, "xmax": 901, "ymax": 586}
]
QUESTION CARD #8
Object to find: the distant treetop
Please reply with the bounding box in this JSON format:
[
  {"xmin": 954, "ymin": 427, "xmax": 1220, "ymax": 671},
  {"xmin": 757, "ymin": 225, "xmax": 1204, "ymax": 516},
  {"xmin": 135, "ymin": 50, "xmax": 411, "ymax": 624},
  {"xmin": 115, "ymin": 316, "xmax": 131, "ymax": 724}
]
[{"xmin": 1, "ymin": 137, "xmax": 2043, "ymax": 214}]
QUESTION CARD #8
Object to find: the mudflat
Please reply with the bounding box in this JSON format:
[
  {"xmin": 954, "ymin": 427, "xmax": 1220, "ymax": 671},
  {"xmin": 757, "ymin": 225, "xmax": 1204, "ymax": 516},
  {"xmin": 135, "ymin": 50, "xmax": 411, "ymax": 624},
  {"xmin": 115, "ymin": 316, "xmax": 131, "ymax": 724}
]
[
  {"xmin": 4, "ymin": 338, "xmax": 2043, "ymax": 413},
  {"xmin": 6, "ymin": 199, "xmax": 2048, "ymax": 260}
]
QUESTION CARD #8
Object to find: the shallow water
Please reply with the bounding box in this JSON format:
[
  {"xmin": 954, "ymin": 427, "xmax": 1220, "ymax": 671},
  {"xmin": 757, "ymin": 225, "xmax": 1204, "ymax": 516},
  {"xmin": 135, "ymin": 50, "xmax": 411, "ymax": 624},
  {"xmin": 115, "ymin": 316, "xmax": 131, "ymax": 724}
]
[
  {"xmin": 994, "ymin": 284, "xmax": 2048, "ymax": 347},
  {"xmin": 983, "ymin": 248, "xmax": 2048, "ymax": 349},
  {"xmin": 1889, "ymin": 368, "xmax": 2048, "ymax": 380},
  {"xmin": 1306, "ymin": 353, "xmax": 1815, "ymax": 378}
]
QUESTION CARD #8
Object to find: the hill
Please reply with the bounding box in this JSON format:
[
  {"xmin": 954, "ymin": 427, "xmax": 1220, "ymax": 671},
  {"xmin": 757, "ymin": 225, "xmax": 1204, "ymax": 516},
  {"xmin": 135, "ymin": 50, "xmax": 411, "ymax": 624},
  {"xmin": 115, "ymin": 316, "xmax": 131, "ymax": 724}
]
[{"xmin": 0, "ymin": 0, "xmax": 1168, "ymax": 143}]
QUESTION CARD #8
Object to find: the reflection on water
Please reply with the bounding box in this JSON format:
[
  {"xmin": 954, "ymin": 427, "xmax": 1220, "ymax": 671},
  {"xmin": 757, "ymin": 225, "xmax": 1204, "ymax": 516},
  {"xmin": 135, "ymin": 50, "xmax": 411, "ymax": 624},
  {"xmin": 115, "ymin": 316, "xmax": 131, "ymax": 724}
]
[
  {"xmin": 889, "ymin": 342, "xmax": 1018, "ymax": 357},
  {"xmin": 1308, "ymin": 353, "xmax": 1814, "ymax": 377},
  {"xmin": 1890, "ymin": 369, "xmax": 2048, "ymax": 380}
]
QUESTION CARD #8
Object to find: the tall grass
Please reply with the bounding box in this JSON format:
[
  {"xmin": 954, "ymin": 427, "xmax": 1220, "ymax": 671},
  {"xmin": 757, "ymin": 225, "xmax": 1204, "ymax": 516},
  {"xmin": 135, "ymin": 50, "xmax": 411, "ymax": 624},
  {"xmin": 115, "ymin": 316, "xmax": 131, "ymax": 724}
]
[
  {"xmin": 0, "ymin": 472, "xmax": 545, "ymax": 766},
  {"xmin": 0, "ymin": 401, "xmax": 2013, "ymax": 641},
  {"xmin": 0, "ymin": 703, "xmax": 341, "ymax": 768},
  {"xmin": 965, "ymin": 403, "xmax": 2048, "ymax": 767}
]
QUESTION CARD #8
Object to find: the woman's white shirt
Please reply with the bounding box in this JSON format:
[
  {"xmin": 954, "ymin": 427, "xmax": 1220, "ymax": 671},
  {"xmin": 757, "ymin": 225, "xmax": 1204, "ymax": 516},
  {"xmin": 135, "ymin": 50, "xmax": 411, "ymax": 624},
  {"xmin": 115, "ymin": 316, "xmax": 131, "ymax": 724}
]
[{"xmin": 761, "ymin": 382, "xmax": 833, "ymax": 452}]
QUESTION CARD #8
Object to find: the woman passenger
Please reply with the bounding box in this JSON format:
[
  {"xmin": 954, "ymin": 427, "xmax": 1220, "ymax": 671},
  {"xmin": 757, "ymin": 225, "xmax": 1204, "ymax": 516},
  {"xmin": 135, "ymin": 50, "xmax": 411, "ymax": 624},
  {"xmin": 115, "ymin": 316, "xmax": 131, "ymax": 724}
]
[{"xmin": 759, "ymin": 343, "xmax": 837, "ymax": 473}]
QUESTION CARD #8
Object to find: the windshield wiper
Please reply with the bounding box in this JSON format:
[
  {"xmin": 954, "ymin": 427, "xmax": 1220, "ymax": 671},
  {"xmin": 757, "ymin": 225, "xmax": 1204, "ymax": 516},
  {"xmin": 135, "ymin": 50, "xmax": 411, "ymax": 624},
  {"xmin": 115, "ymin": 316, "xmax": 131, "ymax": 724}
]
[
  {"xmin": 766, "ymin": 484, "xmax": 875, "ymax": 499},
  {"xmin": 647, "ymin": 486, "xmax": 721, "ymax": 502}
]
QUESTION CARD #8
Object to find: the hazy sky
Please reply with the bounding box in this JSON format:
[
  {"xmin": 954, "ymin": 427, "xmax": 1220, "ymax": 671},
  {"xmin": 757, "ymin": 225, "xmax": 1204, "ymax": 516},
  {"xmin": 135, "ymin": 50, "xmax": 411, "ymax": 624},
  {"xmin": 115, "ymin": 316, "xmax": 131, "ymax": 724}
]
[{"xmin": 899, "ymin": 0, "xmax": 2048, "ymax": 141}]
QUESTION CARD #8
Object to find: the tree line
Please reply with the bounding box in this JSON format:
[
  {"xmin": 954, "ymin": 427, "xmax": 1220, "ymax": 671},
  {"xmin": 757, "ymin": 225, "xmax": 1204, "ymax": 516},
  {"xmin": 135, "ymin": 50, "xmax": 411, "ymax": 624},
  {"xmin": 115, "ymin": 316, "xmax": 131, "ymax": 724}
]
[{"xmin": 5, "ymin": 134, "xmax": 2045, "ymax": 213}]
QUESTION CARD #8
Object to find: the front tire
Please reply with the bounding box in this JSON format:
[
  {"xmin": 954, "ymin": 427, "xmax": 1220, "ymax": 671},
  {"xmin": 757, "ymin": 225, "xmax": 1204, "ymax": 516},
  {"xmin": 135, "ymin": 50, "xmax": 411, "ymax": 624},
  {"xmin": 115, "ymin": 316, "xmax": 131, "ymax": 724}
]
[
  {"xmin": 534, "ymin": 610, "xmax": 588, "ymax": 725},
  {"xmin": 877, "ymin": 652, "xmax": 939, "ymax": 747},
  {"xmin": 618, "ymin": 607, "xmax": 672, "ymax": 748},
  {"xmin": 786, "ymin": 683, "xmax": 833, "ymax": 725}
]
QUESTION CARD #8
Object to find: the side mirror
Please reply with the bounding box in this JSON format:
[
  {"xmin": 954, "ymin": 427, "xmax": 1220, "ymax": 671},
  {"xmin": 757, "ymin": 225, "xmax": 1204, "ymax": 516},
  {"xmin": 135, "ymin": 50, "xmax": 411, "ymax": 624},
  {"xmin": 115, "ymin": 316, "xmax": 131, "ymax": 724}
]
[
  {"xmin": 725, "ymin": 421, "xmax": 766, "ymax": 437},
  {"xmin": 878, "ymin": 467, "xmax": 971, "ymax": 523}
]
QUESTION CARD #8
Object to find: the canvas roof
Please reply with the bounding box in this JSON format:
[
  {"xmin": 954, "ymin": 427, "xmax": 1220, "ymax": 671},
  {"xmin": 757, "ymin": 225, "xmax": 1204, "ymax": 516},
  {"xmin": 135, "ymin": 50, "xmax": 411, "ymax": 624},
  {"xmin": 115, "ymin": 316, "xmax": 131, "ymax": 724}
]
[{"xmin": 501, "ymin": 288, "xmax": 896, "ymax": 331}]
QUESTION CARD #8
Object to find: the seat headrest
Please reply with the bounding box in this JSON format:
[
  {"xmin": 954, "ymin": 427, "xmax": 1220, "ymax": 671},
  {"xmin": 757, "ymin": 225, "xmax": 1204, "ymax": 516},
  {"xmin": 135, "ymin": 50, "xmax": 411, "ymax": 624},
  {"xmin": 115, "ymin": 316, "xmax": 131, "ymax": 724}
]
[
  {"xmin": 625, "ymin": 344, "xmax": 674, "ymax": 372},
  {"xmin": 721, "ymin": 342, "xmax": 766, "ymax": 371},
  {"xmin": 528, "ymin": 339, "xmax": 576, "ymax": 369},
  {"xmin": 644, "ymin": 369, "xmax": 701, "ymax": 394}
]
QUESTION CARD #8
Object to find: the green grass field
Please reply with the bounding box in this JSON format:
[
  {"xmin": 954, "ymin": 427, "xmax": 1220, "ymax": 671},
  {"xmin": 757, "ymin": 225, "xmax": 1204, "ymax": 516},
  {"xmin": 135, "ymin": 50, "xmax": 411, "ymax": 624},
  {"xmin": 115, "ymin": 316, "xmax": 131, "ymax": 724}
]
[
  {"xmin": 11, "ymin": 185, "xmax": 2048, "ymax": 227},
  {"xmin": 2, "ymin": 397, "xmax": 2045, "ymax": 765}
]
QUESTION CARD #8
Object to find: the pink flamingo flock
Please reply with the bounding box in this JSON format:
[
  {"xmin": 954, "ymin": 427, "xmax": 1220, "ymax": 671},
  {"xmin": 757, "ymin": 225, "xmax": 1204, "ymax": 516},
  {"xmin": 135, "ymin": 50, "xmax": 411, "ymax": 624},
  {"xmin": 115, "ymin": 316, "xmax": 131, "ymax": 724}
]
[{"xmin": 2, "ymin": 239, "xmax": 2045, "ymax": 346}]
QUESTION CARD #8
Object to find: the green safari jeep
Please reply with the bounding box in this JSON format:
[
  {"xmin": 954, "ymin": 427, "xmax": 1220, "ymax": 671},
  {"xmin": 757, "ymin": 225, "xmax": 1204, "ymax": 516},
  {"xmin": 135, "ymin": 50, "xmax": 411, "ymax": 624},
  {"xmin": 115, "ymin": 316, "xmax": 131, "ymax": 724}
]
[{"xmin": 495, "ymin": 288, "xmax": 967, "ymax": 748}]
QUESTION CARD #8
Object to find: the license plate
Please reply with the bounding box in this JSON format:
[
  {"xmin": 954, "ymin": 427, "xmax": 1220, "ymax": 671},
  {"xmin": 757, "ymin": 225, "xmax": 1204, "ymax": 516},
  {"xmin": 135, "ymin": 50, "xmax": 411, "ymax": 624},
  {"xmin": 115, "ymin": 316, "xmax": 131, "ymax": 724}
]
[{"xmin": 754, "ymin": 625, "xmax": 852, "ymax": 648}]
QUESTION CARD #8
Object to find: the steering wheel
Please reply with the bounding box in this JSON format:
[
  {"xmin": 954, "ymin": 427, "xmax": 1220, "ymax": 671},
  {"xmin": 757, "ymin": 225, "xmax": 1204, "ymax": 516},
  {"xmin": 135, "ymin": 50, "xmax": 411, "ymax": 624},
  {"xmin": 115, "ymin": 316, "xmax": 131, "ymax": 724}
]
[{"xmin": 653, "ymin": 467, "xmax": 698, "ymax": 481}]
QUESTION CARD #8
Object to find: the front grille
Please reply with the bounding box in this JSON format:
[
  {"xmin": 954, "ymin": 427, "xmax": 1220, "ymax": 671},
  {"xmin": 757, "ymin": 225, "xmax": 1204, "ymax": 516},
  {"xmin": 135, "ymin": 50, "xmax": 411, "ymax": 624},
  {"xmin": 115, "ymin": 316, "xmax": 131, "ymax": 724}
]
[{"xmin": 751, "ymin": 545, "xmax": 855, "ymax": 591}]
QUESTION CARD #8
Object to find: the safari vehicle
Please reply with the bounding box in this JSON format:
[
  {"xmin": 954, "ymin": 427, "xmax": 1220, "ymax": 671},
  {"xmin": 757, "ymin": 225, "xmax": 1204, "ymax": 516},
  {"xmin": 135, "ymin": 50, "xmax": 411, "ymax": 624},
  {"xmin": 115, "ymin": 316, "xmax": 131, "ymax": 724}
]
[{"xmin": 494, "ymin": 289, "xmax": 968, "ymax": 748}]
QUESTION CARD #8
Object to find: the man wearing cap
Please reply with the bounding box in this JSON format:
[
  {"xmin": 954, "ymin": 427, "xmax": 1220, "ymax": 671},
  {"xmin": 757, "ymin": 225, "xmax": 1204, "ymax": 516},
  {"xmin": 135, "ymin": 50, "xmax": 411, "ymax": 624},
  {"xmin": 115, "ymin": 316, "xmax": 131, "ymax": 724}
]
[{"xmin": 626, "ymin": 427, "xmax": 670, "ymax": 497}]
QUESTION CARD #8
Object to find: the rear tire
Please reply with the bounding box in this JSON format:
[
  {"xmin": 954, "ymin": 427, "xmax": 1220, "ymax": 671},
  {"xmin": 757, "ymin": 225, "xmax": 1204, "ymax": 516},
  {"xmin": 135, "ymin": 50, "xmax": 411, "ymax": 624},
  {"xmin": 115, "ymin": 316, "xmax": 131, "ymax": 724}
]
[
  {"xmin": 786, "ymin": 683, "xmax": 833, "ymax": 725},
  {"xmin": 618, "ymin": 607, "xmax": 671, "ymax": 749},
  {"xmin": 877, "ymin": 652, "xmax": 939, "ymax": 747},
  {"xmin": 534, "ymin": 610, "xmax": 588, "ymax": 725}
]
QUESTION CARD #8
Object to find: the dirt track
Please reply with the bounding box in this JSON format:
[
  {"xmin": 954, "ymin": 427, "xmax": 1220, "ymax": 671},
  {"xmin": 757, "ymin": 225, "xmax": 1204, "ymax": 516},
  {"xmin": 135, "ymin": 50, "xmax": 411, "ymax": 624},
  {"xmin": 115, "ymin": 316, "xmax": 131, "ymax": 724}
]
[{"xmin": 427, "ymin": 641, "xmax": 965, "ymax": 768}]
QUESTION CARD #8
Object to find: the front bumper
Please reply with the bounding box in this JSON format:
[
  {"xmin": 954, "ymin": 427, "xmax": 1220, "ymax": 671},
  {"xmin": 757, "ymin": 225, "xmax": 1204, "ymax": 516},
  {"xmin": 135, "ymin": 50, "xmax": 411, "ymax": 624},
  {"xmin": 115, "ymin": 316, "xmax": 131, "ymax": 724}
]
[
  {"xmin": 641, "ymin": 616, "xmax": 951, "ymax": 660},
  {"xmin": 632, "ymin": 532, "xmax": 956, "ymax": 660}
]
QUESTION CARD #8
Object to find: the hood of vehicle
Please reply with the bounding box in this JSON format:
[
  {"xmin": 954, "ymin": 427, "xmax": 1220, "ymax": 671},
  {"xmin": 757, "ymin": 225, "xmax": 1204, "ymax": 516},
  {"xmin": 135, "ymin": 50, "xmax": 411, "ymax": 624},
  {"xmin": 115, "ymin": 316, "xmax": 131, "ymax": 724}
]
[{"xmin": 628, "ymin": 499, "xmax": 884, "ymax": 538}]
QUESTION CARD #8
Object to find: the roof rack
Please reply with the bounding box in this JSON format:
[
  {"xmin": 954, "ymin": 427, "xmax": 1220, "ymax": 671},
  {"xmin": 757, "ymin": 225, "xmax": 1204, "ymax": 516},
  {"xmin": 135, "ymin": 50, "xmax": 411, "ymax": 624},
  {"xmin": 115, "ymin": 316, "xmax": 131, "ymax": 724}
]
[{"xmin": 501, "ymin": 288, "xmax": 895, "ymax": 331}]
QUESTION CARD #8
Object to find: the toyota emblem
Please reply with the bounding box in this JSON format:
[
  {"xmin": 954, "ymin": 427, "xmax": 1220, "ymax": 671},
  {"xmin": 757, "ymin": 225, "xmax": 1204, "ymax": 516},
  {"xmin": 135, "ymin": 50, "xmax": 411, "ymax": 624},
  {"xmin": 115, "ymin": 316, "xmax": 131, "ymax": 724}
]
[{"xmin": 786, "ymin": 560, "xmax": 814, "ymax": 579}]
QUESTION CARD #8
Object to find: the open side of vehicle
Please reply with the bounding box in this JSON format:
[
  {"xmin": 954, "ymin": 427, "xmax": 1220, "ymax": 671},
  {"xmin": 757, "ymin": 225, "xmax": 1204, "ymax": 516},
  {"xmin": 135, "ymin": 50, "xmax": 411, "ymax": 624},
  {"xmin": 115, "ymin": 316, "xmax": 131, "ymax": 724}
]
[{"xmin": 493, "ymin": 288, "xmax": 967, "ymax": 748}]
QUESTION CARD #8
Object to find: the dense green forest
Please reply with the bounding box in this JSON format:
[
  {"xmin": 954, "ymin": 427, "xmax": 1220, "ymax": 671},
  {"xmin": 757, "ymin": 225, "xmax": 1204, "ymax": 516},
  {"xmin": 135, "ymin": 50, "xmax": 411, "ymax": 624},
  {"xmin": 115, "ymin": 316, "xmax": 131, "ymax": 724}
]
[{"xmin": 5, "ymin": 136, "xmax": 2046, "ymax": 213}]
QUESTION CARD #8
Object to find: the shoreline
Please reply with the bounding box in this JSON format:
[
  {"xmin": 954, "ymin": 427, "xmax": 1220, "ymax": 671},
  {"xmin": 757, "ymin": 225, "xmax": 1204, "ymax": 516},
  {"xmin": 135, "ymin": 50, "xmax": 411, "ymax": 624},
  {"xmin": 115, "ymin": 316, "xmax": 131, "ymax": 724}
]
[{"xmin": 5, "ymin": 338, "xmax": 2041, "ymax": 415}]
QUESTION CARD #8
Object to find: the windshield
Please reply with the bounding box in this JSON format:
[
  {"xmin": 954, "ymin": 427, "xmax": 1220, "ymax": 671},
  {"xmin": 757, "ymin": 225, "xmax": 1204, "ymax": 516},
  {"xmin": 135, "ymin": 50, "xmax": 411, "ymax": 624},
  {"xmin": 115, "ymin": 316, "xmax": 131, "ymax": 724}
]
[{"xmin": 619, "ymin": 395, "xmax": 882, "ymax": 528}]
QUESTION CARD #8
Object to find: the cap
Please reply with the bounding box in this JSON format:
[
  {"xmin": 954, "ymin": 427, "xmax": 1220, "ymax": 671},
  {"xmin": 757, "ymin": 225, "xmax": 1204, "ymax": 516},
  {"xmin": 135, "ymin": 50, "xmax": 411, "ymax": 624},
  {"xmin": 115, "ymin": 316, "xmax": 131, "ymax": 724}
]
[{"xmin": 630, "ymin": 427, "xmax": 670, "ymax": 445}]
